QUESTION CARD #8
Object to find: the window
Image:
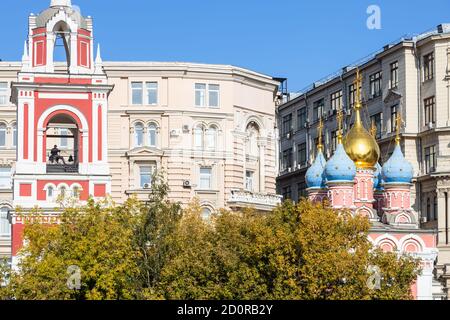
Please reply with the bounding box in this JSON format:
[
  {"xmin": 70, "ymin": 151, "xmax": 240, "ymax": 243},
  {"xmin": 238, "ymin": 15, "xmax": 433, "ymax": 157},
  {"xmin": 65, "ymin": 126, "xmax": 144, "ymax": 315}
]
[
  {"xmin": 330, "ymin": 90, "xmax": 343, "ymax": 111},
  {"xmin": 424, "ymin": 145, "xmax": 437, "ymax": 174},
  {"xmin": 0, "ymin": 207, "xmax": 10, "ymax": 237},
  {"xmin": 245, "ymin": 171, "xmax": 254, "ymax": 191},
  {"xmin": 433, "ymin": 196, "xmax": 437, "ymax": 221},
  {"xmin": 0, "ymin": 124, "xmax": 5, "ymax": 147},
  {"xmin": 424, "ymin": 52, "xmax": 434, "ymax": 81},
  {"xmin": 297, "ymin": 182, "xmax": 307, "ymax": 200},
  {"xmin": 72, "ymin": 186, "xmax": 80, "ymax": 199},
  {"xmin": 313, "ymin": 99, "xmax": 324, "ymax": 121},
  {"xmin": 208, "ymin": 84, "xmax": 220, "ymax": 108},
  {"xmin": 370, "ymin": 113, "xmax": 383, "ymax": 139},
  {"xmin": 282, "ymin": 114, "xmax": 293, "ymax": 137},
  {"xmin": 199, "ymin": 167, "xmax": 212, "ymax": 190},
  {"xmin": 146, "ymin": 82, "xmax": 158, "ymax": 105},
  {"xmin": 47, "ymin": 186, "xmax": 54, "ymax": 199},
  {"xmin": 205, "ymin": 126, "xmax": 217, "ymax": 149},
  {"xmin": 195, "ymin": 83, "xmax": 207, "ymax": 107},
  {"xmin": 330, "ymin": 130, "xmax": 337, "ymax": 153},
  {"xmin": 12, "ymin": 123, "xmax": 17, "ymax": 147},
  {"xmin": 134, "ymin": 123, "xmax": 144, "ymax": 147},
  {"xmin": 201, "ymin": 207, "xmax": 212, "ymax": 220},
  {"xmin": 0, "ymin": 83, "xmax": 7, "ymax": 105},
  {"xmin": 282, "ymin": 186, "xmax": 292, "ymax": 201},
  {"xmin": 131, "ymin": 82, "xmax": 143, "ymax": 105},
  {"xmin": 194, "ymin": 125, "xmax": 204, "ymax": 149},
  {"xmin": 390, "ymin": 105, "xmax": 398, "ymax": 133},
  {"xmin": 246, "ymin": 123, "xmax": 259, "ymax": 156},
  {"xmin": 424, "ymin": 96, "xmax": 436, "ymax": 126},
  {"xmin": 140, "ymin": 165, "xmax": 155, "ymax": 188},
  {"xmin": 297, "ymin": 143, "xmax": 307, "ymax": 167},
  {"xmin": 148, "ymin": 123, "xmax": 157, "ymax": 147},
  {"xmin": 390, "ymin": 61, "xmax": 399, "ymax": 89},
  {"xmin": 297, "ymin": 107, "xmax": 307, "ymax": 130},
  {"xmin": 282, "ymin": 148, "xmax": 293, "ymax": 171},
  {"xmin": 426, "ymin": 198, "xmax": 431, "ymax": 222},
  {"xmin": 348, "ymin": 83, "xmax": 361, "ymax": 109},
  {"xmin": 59, "ymin": 186, "xmax": 67, "ymax": 198},
  {"xmin": 0, "ymin": 167, "xmax": 11, "ymax": 189},
  {"xmin": 132, "ymin": 82, "xmax": 158, "ymax": 105},
  {"xmin": 369, "ymin": 71, "xmax": 382, "ymax": 98}
]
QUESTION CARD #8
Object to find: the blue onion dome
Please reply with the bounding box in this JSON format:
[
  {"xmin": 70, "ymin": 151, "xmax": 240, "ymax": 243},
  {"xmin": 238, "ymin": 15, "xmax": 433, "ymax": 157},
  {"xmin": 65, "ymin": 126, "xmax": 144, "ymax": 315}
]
[
  {"xmin": 373, "ymin": 162, "xmax": 384, "ymax": 191},
  {"xmin": 306, "ymin": 150, "xmax": 327, "ymax": 189},
  {"xmin": 382, "ymin": 145, "xmax": 414, "ymax": 184},
  {"xmin": 324, "ymin": 143, "xmax": 356, "ymax": 183}
]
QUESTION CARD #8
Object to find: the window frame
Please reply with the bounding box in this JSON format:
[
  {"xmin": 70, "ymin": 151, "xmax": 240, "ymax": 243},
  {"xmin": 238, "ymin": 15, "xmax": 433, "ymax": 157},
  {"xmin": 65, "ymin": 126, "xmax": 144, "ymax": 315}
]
[
  {"xmin": 245, "ymin": 170, "xmax": 254, "ymax": 192},
  {"xmin": 0, "ymin": 82, "xmax": 8, "ymax": 106},
  {"xmin": 370, "ymin": 112, "xmax": 383, "ymax": 139},
  {"xmin": 330, "ymin": 90, "xmax": 343, "ymax": 111},
  {"xmin": 424, "ymin": 96, "xmax": 436, "ymax": 126},
  {"xmin": 282, "ymin": 113, "xmax": 293, "ymax": 136},
  {"xmin": 313, "ymin": 99, "xmax": 324, "ymax": 121},
  {"xmin": 0, "ymin": 207, "xmax": 10, "ymax": 238},
  {"xmin": 0, "ymin": 167, "xmax": 11, "ymax": 189},
  {"xmin": 390, "ymin": 61, "xmax": 399, "ymax": 89},
  {"xmin": 134, "ymin": 122, "xmax": 144, "ymax": 147},
  {"xmin": 369, "ymin": 71, "xmax": 382, "ymax": 98},
  {"xmin": 423, "ymin": 52, "xmax": 435, "ymax": 82},
  {"xmin": 297, "ymin": 107, "xmax": 307, "ymax": 130},
  {"xmin": 199, "ymin": 167, "xmax": 212, "ymax": 190},
  {"xmin": 390, "ymin": 105, "xmax": 398, "ymax": 133},
  {"xmin": 139, "ymin": 164, "xmax": 156, "ymax": 188},
  {"xmin": 297, "ymin": 143, "xmax": 307, "ymax": 167}
]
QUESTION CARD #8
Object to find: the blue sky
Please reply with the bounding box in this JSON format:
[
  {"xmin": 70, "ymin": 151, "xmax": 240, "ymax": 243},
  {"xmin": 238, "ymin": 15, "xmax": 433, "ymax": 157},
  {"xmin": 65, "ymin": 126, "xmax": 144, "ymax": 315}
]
[{"xmin": 1, "ymin": 0, "xmax": 449, "ymax": 91}]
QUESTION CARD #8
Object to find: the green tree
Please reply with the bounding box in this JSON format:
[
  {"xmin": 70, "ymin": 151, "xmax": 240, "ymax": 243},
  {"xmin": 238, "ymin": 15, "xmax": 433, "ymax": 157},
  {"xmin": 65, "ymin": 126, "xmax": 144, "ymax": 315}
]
[
  {"xmin": 157, "ymin": 200, "xmax": 420, "ymax": 300},
  {"xmin": 5, "ymin": 198, "xmax": 141, "ymax": 300}
]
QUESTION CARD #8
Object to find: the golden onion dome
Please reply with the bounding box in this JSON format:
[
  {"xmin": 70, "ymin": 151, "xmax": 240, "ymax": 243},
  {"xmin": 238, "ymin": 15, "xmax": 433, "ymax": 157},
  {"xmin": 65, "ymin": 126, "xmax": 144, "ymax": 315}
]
[{"xmin": 343, "ymin": 104, "xmax": 380, "ymax": 169}]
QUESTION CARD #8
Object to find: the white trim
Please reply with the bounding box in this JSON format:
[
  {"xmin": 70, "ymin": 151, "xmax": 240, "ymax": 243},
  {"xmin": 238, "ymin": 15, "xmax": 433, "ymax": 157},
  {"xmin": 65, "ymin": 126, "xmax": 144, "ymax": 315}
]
[{"xmin": 38, "ymin": 93, "xmax": 89, "ymax": 100}]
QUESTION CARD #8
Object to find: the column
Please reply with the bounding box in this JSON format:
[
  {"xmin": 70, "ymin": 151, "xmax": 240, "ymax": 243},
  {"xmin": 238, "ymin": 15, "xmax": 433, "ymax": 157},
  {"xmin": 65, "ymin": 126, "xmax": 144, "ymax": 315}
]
[{"xmin": 258, "ymin": 140, "xmax": 266, "ymax": 193}]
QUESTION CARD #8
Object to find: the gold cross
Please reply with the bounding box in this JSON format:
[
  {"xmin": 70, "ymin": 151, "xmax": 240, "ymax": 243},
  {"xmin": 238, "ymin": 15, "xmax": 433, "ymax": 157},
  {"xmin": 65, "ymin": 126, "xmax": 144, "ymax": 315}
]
[
  {"xmin": 354, "ymin": 69, "xmax": 362, "ymax": 108},
  {"xmin": 395, "ymin": 114, "xmax": 402, "ymax": 145},
  {"xmin": 317, "ymin": 116, "xmax": 324, "ymax": 151},
  {"xmin": 336, "ymin": 108, "xmax": 343, "ymax": 143}
]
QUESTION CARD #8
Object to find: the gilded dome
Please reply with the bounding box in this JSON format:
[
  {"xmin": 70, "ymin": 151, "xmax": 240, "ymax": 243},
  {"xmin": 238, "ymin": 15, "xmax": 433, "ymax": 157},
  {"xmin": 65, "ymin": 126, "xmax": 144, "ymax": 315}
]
[{"xmin": 343, "ymin": 108, "xmax": 380, "ymax": 169}]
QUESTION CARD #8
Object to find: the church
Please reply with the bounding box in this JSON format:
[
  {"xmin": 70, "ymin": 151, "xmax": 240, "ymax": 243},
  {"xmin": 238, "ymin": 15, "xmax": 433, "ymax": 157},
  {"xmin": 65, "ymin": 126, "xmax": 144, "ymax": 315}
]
[{"xmin": 305, "ymin": 70, "xmax": 438, "ymax": 299}]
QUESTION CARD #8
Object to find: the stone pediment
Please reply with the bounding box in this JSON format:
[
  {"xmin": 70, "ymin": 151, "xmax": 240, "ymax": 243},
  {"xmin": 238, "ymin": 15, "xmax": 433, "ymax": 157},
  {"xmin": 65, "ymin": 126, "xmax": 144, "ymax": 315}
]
[
  {"xmin": 126, "ymin": 146, "xmax": 164, "ymax": 158},
  {"xmin": 384, "ymin": 89, "xmax": 402, "ymax": 104}
]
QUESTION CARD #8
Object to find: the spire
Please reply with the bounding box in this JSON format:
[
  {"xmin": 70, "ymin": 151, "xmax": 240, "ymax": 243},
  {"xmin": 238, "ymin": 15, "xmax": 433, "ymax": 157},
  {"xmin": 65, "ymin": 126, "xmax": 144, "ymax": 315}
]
[
  {"xmin": 21, "ymin": 41, "xmax": 30, "ymax": 72},
  {"xmin": 395, "ymin": 113, "xmax": 402, "ymax": 146},
  {"xmin": 337, "ymin": 108, "xmax": 343, "ymax": 144},
  {"xmin": 94, "ymin": 44, "xmax": 104, "ymax": 74},
  {"xmin": 50, "ymin": 0, "xmax": 72, "ymax": 8},
  {"xmin": 317, "ymin": 116, "xmax": 324, "ymax": 152}
]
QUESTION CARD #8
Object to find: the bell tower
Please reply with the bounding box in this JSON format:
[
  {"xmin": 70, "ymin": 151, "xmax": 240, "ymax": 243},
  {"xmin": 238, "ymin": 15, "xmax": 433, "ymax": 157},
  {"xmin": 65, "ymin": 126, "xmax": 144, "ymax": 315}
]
[{"xmin": 10, "ymin": 1, "xmax": 113, "ymax": 266}]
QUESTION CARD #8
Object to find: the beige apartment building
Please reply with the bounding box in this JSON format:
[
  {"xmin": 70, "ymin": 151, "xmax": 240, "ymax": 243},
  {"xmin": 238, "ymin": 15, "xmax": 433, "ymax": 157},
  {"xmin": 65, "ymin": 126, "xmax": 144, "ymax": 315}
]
[
  {"xmin": 0, "ymin": 61, "xmax": 281, "ymax": 258},
  {"xmin": 276, "ymin": 24, "xmax": 450, "ymax": 297}
]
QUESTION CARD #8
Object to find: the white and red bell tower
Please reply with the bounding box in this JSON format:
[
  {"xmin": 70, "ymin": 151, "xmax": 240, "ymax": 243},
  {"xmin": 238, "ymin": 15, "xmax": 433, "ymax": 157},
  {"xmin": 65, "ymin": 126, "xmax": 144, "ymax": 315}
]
[{"xmin": 10, "ymin": 0, "xmax": 113, "ymax": 265}]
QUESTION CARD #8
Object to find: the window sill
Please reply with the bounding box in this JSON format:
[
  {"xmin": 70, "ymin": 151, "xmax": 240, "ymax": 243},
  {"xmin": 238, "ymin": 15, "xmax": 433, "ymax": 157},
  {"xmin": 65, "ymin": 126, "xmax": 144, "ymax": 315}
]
[{"xmin": 195, "ymin": 189, "xmax": 219, "ymax": 194}]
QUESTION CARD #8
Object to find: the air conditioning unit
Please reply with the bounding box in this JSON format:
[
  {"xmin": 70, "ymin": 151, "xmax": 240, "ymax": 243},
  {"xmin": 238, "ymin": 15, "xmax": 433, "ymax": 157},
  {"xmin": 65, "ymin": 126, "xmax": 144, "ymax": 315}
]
[
  {"xmin": 304, "ymin": 120, "xmax": 310, "ymax": 129},
  {"xmin": 428, "ymin": 122, "xmax": 435, "ymax": 130},
  {"xmin": 170, "ymin": 129, "xmax": 181, "ymax": 137},
  {"xmin": 420, "ymin": 217, "xmax": 428, "ymax": 223},
  {"xmin": 287, "ymin": 167, "xmax": 292, "ymax": 173},
  {"xmin": 182, "ymin": 125, "xmax": 190, "ymax": 133},
  {"xmin": 183, "ymin": 180, "xmax": 192, "ymax": 188},
  {"xmin": 143, "ymin": 183, "xmax": 151, "ymax": 189},
  {"xmin": 286, "ymin": 132, "xmax": 292, "ymax": 139}
]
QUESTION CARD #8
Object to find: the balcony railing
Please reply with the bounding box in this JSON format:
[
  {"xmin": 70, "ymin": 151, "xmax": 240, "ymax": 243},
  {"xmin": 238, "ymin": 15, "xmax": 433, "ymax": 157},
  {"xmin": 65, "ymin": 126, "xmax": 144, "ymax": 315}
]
[
  {"xmin": 228, "ymin": 190, "xmax": 282, "ymax": 210},
  {"xmin": 47, "ymin": 164, "xmax": 79, "ymax": 173}
]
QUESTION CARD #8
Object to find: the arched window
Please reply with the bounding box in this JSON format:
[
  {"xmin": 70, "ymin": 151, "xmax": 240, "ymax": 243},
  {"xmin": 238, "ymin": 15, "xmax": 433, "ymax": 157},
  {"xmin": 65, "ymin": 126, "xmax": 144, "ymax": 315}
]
[
  {"xmin": 134, "ymin": 122, "xmax": 144, "ymax": 147},
  {"xmin": 194, "ymin": 125, "xmax": 204, "ymax": 149},
  {"xmin": 206, "ymin": 125, "xmax": 217, "ymax": 149},
  {"xmin": 0, "ymin": 124, "xmax": 6, "ymax": 147},
  {"xmin": 201, "ymin": 207, "xmax": 212, "ymax": 221},
  {"xmin": 0, "ymin": 207, "xmax": 10, "ymax": 237},
  {"xmin": 60, "ymin": 186, "xmax": 67, "ymax": 198},
  {"xmin": 47, "ymin": 186, "xmax": 54, "ymax": 199},
  {"xmin": 148, "ymin": 123, "xmax": 157, "ymax": 147},
  {"xmin": 72, "ymin": 186, "xmax": 81, "ymax": 199},
  {"xmin": 12, "ymin": 123, "xmax": 17, "ymax": 147}
]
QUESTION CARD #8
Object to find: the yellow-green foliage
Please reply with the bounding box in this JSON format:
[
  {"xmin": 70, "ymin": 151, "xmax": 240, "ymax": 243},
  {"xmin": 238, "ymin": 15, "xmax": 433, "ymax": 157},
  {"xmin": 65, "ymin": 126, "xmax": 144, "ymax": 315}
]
[{"xmin": 0, "ymin": 182, "xmax": 420, "ymax": 300}]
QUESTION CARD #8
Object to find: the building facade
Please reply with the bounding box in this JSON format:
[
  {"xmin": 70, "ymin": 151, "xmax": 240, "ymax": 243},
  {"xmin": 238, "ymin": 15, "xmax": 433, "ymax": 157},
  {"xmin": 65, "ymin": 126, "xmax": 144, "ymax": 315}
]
[
  {"xmin": 0, "ymin": 1, "xmax": 281, "ymax": 260},
  {"xmin": 277, "ymin": 24, "xmax": 450, "ymax": 298}
]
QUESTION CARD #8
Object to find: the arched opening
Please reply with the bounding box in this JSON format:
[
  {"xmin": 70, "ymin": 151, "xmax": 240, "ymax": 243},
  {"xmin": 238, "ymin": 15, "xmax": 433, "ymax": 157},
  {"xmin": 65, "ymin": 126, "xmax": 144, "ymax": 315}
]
[
  {"xmin": 245, "ymin": 121, "xmax": 261, "ymax": 193},
  {"xmin": 45, "ymin": 113, "xmax": 80, "ymax": 173},
  {"xmin": 53, "ymin": 21, "xmax": 71, "ymax": 72}
]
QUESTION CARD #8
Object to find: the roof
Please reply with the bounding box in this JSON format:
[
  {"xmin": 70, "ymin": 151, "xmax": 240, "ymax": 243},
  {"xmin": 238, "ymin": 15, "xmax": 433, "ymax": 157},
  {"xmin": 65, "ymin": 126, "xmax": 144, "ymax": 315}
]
[{"xmin": 35, "ymin": 6, "xmax": 87, "ymax": 29}]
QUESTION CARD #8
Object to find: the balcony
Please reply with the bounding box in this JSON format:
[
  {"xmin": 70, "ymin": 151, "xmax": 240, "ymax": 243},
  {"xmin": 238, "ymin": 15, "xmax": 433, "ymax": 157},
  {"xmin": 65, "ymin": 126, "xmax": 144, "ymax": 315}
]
[
  {"xmin": 47, "ymin": 163, "xmax": 79, "ymax": 174},
  {"xmin": 227, "ymin": 190, "xmax": 282, "ymax": 212}
]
